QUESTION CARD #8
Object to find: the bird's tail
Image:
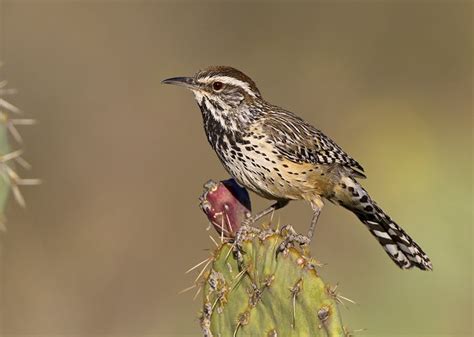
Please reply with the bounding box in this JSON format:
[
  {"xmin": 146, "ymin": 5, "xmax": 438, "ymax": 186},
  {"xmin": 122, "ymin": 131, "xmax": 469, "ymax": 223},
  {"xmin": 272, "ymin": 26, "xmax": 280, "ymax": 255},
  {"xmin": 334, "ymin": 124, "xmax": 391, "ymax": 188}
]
[{"xmin": 332, "ymin": 176, "xmax": 432, "ymax": 270}]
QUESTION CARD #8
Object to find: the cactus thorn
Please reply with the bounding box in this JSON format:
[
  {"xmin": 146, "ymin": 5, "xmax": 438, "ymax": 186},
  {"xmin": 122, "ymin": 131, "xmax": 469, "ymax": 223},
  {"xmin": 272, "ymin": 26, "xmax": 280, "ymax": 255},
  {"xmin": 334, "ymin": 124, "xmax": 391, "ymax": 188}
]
[
  {"xmin": 186, "ymin": 257, "xmax": 212, "ymax": 274},
  {"xmin": 308, "ymin": 257, "xmax": 326, "ymax": 269},
  {"xmin": 193, "ymin": 285, "xmax": 203, "ymax": 301},
  {"xmin": 208, "ymin": 234, "xmax": 219, "ymax": 247},
  {"xmin": 226, "ymin": 262, "xmax": 233, "ymax": 273},
  {"xmin": 290, "ymin": 278, "xmax": 303, "ymax": 328},
  {"xmin": 269, "ymin": 208, "xmax": 276, "ymax": 223},
  {"xmin": 233, "ymin": 311, "xmax": 250, "ymax": 337},
  {"xmin": 230, "ymin": 268, "xmax": 248, "ymax": 291},
  {"xmin": 0, "ymin": 97, "xmax": 21, "ymax": 114},
  {"xmin": 223, "ymin": 240, "xmax": 237, "ymax": 262},
  {"xmin": 327, "ymin": 283, "xmax": 357, "ymax": 307},
  {"xmin": 178, "ymin": 284, "xmax": 197, "ymax": 295},
  {"xmin": 344, "ymin": 326, "xmax": 367, "ymax": 337},
  {"xmin": 195, "ymin": 259, "xmax": 213, "ymax": 283}
]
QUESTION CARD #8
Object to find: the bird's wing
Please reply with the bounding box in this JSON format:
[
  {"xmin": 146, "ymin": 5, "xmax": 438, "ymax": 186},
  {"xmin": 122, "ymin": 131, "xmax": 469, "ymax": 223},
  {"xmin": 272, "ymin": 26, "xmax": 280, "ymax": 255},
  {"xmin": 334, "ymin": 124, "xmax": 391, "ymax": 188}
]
[{"xmin": 260, "ymin": 106, "xmax": 366, "ymax": 178}]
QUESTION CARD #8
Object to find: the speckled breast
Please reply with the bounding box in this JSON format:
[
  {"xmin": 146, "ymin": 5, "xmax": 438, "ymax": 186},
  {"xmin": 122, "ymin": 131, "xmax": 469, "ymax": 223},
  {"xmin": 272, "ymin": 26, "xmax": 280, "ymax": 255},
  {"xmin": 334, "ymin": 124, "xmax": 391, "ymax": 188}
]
[{"xmin": 212, "ymin": 132, "xmax": 334, "ymax": 202}]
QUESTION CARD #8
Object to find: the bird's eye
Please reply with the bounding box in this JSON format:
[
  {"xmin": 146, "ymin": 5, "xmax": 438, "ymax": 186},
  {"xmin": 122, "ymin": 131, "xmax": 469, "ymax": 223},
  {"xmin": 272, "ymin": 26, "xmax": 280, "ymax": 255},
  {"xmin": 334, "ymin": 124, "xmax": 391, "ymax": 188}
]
[{"xmin": 212, "ymin": 81, "xmax": 223, "ymax": 91}]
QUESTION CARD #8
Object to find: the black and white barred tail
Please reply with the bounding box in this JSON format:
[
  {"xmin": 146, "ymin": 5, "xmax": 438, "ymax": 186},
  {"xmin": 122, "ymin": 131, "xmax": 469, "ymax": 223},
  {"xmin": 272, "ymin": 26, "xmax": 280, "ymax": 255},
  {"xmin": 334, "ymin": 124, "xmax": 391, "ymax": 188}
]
[{"xmin": 334, "ymin": 177, "xmax": 432, "ymax": 270}]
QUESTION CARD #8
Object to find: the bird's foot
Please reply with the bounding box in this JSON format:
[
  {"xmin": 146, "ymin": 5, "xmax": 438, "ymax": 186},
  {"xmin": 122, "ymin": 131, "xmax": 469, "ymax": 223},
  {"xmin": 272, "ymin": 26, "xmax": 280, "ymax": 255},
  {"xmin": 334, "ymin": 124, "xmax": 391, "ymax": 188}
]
[
  {"xmin": 276, "ymin": 225, "xmax": 311, "ymax": 258},
  {"xmin": 240, "ymin": 213, "xmax": 257, "ymax": 228},
  {"xmin": 234, "ymin": 224, "xmax": 260, "ymax": 242}
]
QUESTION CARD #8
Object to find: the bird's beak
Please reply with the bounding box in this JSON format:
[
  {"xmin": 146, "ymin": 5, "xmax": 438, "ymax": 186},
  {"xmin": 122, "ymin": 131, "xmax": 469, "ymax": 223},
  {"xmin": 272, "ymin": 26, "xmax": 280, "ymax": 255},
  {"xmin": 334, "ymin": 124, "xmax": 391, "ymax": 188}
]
[{"xmin": 161, "ymin": 76, "xmax": 197, "ymax": 89}]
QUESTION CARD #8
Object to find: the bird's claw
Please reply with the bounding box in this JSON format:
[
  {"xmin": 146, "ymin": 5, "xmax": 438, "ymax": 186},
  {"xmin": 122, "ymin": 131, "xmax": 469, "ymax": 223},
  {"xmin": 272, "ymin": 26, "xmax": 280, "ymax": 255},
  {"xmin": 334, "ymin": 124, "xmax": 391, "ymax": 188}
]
[
  {"xmin": 240, "ymin": 214, "xmax": 255, "ymax": 228},
  {"xmin": 276, "ymin": 225, "xmax": 311, "ymax": 259}
]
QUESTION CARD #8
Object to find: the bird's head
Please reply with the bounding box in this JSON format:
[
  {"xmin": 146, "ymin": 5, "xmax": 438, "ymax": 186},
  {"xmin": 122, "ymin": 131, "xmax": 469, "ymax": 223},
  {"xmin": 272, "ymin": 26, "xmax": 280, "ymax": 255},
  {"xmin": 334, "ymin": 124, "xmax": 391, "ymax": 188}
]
[{"xmin": 162, "ymin": 66, "xmax": 262, "ymax": 113}]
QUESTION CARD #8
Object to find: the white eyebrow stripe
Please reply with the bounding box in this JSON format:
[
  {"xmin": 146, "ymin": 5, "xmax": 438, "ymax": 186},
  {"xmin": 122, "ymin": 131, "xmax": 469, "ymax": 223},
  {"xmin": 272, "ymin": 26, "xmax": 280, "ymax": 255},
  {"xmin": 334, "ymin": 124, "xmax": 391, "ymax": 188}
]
[{"xmin": 201, "ymin": 76, "xmax": 257, "ymax": 97}]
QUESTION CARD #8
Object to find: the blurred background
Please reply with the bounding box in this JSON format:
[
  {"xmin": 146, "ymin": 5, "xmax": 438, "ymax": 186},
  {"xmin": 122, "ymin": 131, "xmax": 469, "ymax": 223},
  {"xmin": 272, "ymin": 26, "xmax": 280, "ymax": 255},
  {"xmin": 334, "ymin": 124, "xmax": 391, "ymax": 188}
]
[{"xmin": 0, "ymin": 1, "xmax": 472, "ymax": 336}]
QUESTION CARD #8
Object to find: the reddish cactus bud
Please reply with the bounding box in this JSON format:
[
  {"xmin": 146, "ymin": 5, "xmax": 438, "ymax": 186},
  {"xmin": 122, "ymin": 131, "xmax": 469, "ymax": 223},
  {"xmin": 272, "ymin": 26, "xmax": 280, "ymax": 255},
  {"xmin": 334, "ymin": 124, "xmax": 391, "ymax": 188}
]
[{"xmin": 199, "ymin": 179, "xmax": 251, "ymax": 238}]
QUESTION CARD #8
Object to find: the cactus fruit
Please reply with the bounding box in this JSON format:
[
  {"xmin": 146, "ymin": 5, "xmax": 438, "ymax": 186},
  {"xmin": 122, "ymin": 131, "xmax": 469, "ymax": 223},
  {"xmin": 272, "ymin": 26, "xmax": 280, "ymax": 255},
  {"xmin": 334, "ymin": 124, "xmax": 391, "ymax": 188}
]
[
  {"xmin": 200, "ymin": 179, "xmax": 252, "ymax": 238},
  {"xmin": 198, "ymin": 180, "xmax": 346, "ymax": 337}
]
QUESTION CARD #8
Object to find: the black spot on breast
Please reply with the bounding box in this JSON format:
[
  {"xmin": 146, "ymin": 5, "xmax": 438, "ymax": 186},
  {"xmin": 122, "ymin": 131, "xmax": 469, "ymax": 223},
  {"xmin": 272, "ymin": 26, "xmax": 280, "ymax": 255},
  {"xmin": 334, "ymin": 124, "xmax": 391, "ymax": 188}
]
[
  {"xmin": 220, "ymin": 141, "xmax": 228, "ymax": 150},
  {"xmin": 360, "ymin": 195, "xmax": 368, "ymax": 203},
  {"xmin": 364, "ymin": 205, "xmax": 373, "ymax": 212}
]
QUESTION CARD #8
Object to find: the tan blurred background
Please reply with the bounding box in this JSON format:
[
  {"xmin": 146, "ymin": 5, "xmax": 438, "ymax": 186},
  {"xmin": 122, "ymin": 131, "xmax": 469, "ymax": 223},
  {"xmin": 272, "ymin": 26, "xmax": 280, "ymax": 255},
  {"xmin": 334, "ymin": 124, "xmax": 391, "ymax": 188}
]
[{"xmin": 0, "ymin": 1, "xmax": 472, "ymax": 336}]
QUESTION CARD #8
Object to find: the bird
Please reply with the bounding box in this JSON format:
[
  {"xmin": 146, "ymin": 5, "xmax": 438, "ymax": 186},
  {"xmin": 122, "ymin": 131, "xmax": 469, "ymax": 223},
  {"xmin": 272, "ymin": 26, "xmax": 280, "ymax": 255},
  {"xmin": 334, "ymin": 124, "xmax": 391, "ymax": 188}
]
[{"xmin": 162, "ymin": 66, "xmax": 432, "ymax": 270}]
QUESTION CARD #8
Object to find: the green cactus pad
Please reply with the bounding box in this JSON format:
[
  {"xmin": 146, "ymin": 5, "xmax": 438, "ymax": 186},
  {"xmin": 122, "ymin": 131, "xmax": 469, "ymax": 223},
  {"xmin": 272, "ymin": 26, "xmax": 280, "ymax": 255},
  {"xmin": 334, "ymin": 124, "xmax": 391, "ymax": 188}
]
[{"xmin": 200, "ymin": 226, "xmax": 345, "ymax": 337}]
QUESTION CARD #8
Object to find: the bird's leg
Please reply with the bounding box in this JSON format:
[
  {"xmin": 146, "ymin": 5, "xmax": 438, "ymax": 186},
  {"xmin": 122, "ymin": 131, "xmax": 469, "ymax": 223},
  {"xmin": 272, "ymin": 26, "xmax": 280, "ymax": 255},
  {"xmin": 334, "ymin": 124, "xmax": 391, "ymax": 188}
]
[
  {"xmin": 276, "ymin": 198, "xmax": 325, "ymax": 257},
  {"xmin": 307, "ymin": 197, "xmax": 324, "ymax": 240},
  {"xmin": 276, "ymin": 224, "xmax": 311, "ymax": 257},
  {"xmin": 242, "ymin": 199, "xmax": 289, "ymax": 227}
]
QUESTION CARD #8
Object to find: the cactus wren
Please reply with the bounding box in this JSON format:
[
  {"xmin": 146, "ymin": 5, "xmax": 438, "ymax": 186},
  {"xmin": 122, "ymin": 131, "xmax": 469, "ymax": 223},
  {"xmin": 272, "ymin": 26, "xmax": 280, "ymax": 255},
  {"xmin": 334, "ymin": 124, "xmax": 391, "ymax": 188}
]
[{"xmin": 163, "ymin": 66, "xmax": 432, "ymax": 270}]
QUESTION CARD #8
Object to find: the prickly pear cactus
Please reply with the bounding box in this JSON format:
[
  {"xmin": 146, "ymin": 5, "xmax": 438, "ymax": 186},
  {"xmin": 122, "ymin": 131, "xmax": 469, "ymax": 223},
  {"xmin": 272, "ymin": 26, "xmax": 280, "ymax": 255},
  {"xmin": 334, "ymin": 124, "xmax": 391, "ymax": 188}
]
[{"xmin": 199, "ymin": 180, "xmax": 345, "ymax": 337}]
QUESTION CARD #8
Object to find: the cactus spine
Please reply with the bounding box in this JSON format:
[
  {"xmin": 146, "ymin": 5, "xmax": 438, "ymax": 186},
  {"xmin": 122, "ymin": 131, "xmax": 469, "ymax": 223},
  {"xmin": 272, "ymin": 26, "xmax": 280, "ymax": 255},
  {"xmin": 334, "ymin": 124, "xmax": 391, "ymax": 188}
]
[{"xmin": 0, "ymin": 71, "xmax": 39, "ymax": 231}]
